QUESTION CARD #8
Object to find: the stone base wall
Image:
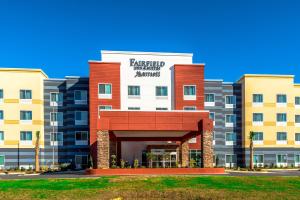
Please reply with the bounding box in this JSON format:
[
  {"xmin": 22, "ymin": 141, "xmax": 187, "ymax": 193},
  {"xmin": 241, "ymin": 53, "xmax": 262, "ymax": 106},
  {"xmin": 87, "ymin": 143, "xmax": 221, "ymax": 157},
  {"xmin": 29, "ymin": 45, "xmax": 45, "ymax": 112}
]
[
  {"xmin": 181, "ymin": 140, "xmax": 189, "ymax": 167},
  {"xmin": 202, "ymin": 130, "xmax": 213, "ymax": 168},
  {"xmin": 97, "ymin": 130, "xmax": 110, "ymax": 169}
]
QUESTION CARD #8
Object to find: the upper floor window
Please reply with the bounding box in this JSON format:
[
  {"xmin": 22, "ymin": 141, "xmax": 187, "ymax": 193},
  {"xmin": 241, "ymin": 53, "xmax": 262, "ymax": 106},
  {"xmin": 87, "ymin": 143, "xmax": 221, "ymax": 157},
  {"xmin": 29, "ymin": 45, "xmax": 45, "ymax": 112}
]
[
  {"xmin": 225, "ymin": 132, "xmax": 236, "ymax": 145},
  {"xmin": 156, "ymin": 86, "xmax": 168, "ymax": 97},
  {"xmin": 20, "ymin": 111, "xmax": 32, "ymax": 123},
  {"xmin": 295, "ymin": 115, "xmax": 300, "ymax": 124},
  {"xmin": 20, "ymin": 90, "xmax": 32, "ymax": 99},
  {"xmin": 295, "ymin": 133, "xmax": 300, "ymax": 145},
  {"xmin": 0, "ymin": 110, "xmax": 3, "ymax": 120},
  {"xmin": 128, "ymin": 86, "xmax": 140, "ymax": 97},
  {"xmin": 253, "ymin": 113, "xmax": 263, "ymax": 126},
  {"xmin": 225, "ymin": 95, "xmax": 236, "ymax": 108},
  {"xmin": 50, "ymin": 112, "xmax": 63, "ymax": 126},
  {"xmin": 183, "ymin": 85, "xmax": 196, "ymax": 100},
  {"xmin": 98, "ymin": 84, "xmax": 112, "ymax": 99},
  {"xmin": 50, "ymin": 92, "xmax": 63, "ymax": 106},
  {"xmin": 99, "ymin": 105, "xmax": 112, "ymax": 110},
  {"xmin": 295, "ymin": 97, "xmax": 300, "ymax": 106},
  {"xmin": 74, "ymin": 90, "xmax": 87, "ymax": 104},
  {"xmin": 277, "ymin": 113, "xmax": 287, "ymax": 124},
  {"xmin": 75, "ymin": 111, "xmax": 88, "ymax": 125},
  {"xmin": 183, "ymin": 106, "xmax": 196, "ymax": 111},
  {"xmin": 209, "ymin": 112, "xmax": 215, "ymax": 121},
  {"xmin": 75, "ymin": 131, "xmax": 89, "ymax": 145},
  {"xmin": 128, "ymin": 107, "xmax": 140, "ymax": 110},
  {"xmin": 20, "ymin": 131, "xmax": 32, "ymax": 145},
  {"xmin": 277, "ymin": 132, "xmax": 287, "ymax": 144},
  {"xmin": 253, "ymin": 94, "xmax": 263, "ymax": 103},
  {"xmin": 156, "ymin": 107, "xmax": 168, "ymax": 111},
  {"xmin": 0, "ymin": 89, "xmax": 3, "ymax": 99},
  {"xmin": 0, "ymin": 131, "xmax": 4, "ymax": 142},
  {"xmin": 50, "ymin": 132, "xmax": 63, "ymax": 146},
  {"xmin": 205, "ymin": 94, "xmax": 215, "ymax": 107},
  {"xmin": 277, "ymin": 94, "xmax": 287, "ymax": 106},
  {"xmin": 225, "ymin": 114, "xmax": 236, "ymax": 127},
  {"xmin": 253, "ymin": 132, "xmax": 264, "ymax": 144}
]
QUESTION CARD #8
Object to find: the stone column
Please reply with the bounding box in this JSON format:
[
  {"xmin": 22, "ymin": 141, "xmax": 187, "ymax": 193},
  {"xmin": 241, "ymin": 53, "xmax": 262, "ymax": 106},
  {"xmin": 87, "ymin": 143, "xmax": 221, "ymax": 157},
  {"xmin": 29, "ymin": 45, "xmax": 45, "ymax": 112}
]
[
  {"xmin": 202, "ymin": 118, "xmax": 214, "ymax": 168},
  {"xmin": 97, "ymin": 130, "xmax": 110, "ymax": 169},
  {"xmin": 181, "ymin": 140, "xmax": 189, "ymax": 167}
]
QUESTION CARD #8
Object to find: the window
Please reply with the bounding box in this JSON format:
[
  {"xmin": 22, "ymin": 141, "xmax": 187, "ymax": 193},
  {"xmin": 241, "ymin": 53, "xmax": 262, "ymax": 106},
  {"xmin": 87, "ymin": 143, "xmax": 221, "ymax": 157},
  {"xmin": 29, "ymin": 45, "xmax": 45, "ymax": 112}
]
[
  {"xmin": 277, "ymin": 113, "xmax": 287, "ymax": 126},
  {"xmin": 0, "ymin": 89, "xmax": 3, "ymax": 100},
  {"xmin": 74, "ymin": 90, "xmax": 87, "ymax": 104},
  {"xmin": 295, "ymin": 115, "xmax": 300, "ymax": 125},
  {"xmin": 0, "ymin": 110, "xmax": 3, "ymax": 120},
  {"xmin": 295, "ymin": 97, "xmax": 300, "ymax": 106},
  {"xmin": 75, "ymin": 131, "xmax": 88, "ymax": 145},
  {"xmin": 20, "ymin": 111, "xmax": 32, "ymax": 120},
  {"xmin": 295, "ymin": 133, "xmax": 300, "ymax": 145},
  {"xmin": 99, "ymin": 105, "xmax": 112, "ymax": 110},
  {"xmin": 277, "ymin": 94, "xmax": 287, "ymax": 106},
  {"xmin": 225, "ymin": 154, "xmax": 237, "ymax": 167},
  {"xmin": 0, "ymin": 155, "xmax": 4, "ymax": 167},
  {"xmin": 254, "ymin": 155, "xmax": 264, "ymax": 166},
  {"xmin": 156, "ymin": 107, "xmax": 168, "ymax": 110},
  {"xmin": 253, "ymin": 113, "xmax": 263, "ymax": 126},
  {"xmin": 128, "ymin": 86, "xmax": 140, "ymax": 97},
  {"xmin": 225, "ymin": 95, "xmax": 236, "ymax": 108},
  {"xmin": 225, "ymin": 132, "xmax": 236, "ymax": 145},
  {"xmin": 50, "ymin": 132, "xmax": 63, "ymax": 146},
  {"xmin": 204, "ymin": 94, "xmax": 215, "ymax": 106},
  {"xmin": 276, "ymin": 154, "xmax": 287, "ymax": 167},
  {"xmin": 183, "ymin": 106, "xmax": 196, "ymax": 110},
  {"xmin": 253, "ymin": 132, "xmax": 264, "ymax": 144},
  {"xmin": 253, "ymin": 94, "xmax": 263, "ymax": 103},
  {"xmin": 98, "ymin": 84, "xmax": 112, "ymax": 99},
  {"xmin": 50, "ymin": 112, "xmax": 63, "ymax": 126},
  {"xmin": 20, "ymin": 90, "xmax": 32, "ymax": 99},
  {"xmin": 277, "ymin": 132, "xmax": 287, "ymax": 144},
  {"xmin": 75, "ymin": 111, "xmax": 88, "ymax": 125},
  {"xmin": 189, "ymin": 150, "xmax": 201, "ymax": 167},
  {"xmin": 184, "ymin": 85, "xmax": 196, "ymax": 100},
  {"xmin": 0, "ymin": 131, "xmax": 4, "ymax": 144},
  {"xmin": 20, "ymin": 131, "xmax": 32, "ymax": 145},
  {"xmin": 295, "ymin": 155, "xmax": 300, "ymax": 165},
  {"xmin": 225, "ymin": 114, "xmax": 236, "ymax": 127},
  {"xmin": 128, "ymin": 107, "xmax": 140, "ymax": 110},
  {"xmin": 75, "ymin": 155, "xmax": 88, "ymax": 169},
  {"xmin": 156, "ymin": 86, "xmax": 168, "ymax": 97},
  {"xmin": 50, "ymin": 92, "xmax": 63, "ymax": 106},
  {"xmin": 209, "ymin": 112, "xmax": 215, "ymax": 121}
]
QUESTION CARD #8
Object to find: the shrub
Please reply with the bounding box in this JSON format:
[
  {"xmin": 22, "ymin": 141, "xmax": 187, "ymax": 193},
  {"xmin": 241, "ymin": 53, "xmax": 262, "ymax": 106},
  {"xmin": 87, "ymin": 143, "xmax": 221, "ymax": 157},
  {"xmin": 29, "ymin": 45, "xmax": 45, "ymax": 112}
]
[
  {"xmin": 60, "ymin": 163, "xmax": 71, "ymax": 171},
  {"xmin": 189, "ymin": 159, "xmax": 196, "ymax": 168},
  {"xmin": 111, "ymin": 155, "xmax": 117, "ymax": 168},
  {"xmin": 134, "ymin": 159, "xmax": 139, "ymax": 168},
  {"xmin": 120, "ymin": 159, "xmax": 125, "ymax": 169}
]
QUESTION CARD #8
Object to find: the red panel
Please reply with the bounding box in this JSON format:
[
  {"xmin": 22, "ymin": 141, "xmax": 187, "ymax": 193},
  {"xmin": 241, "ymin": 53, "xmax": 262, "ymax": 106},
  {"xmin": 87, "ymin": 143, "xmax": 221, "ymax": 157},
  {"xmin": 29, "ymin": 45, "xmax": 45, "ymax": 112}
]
[
  {"xmin": 89, "ymin": 62, "xmax": 121, "ymax": 165},
  {"xmin": 174, "ymin": 64, "xmax": 205, "ymax": 110}
]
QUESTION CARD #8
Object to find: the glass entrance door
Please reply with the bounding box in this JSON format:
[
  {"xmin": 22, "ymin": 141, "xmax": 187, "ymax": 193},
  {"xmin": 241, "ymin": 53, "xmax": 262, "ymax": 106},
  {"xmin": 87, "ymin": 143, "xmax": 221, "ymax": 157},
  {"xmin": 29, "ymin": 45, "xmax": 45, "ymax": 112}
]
[{"xmin": 151, "ymin": 149, "xmax": 177, "ymax": 168}]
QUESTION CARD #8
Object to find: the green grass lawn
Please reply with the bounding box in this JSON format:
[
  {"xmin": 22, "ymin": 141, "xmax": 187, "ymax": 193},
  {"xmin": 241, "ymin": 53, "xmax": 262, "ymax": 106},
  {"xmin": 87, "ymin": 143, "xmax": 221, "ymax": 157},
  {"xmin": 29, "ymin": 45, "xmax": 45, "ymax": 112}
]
[{"xmin": 0, "ymin": 176, "xmax": 299, "ymax": 200}]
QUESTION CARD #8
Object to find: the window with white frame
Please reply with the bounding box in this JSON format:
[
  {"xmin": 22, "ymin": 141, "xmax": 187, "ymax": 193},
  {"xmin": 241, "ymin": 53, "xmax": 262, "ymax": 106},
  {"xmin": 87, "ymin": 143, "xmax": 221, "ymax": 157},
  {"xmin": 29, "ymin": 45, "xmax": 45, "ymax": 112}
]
[
  {"xmin": 0, "ymin": 89, "xmax": 3, "ymax": 103},
  {"xmin": 75, "ymin": 111, "xmax": 88, "ymax": 125},
  {"xmin": 253, "ymin": 113, "xmax": 263, "ymax": 126},
  {"xmin": 295, "ymin": 115, "xmax": 300, "ymax": 126},
  {"xmin": 75, "ymin": 131, "xmax": 88, "ymax": 145},
  {"xmin": 204, "ymin": 94, "xmax": 215, "ymax": 106},
  {"xmin": 253, "ymin": 132, "xmax": 264, "ymax": 144},
  {"xmin": 184, "ymin": 85, "xmax": 196, "ymax": 100},
  {"xmin": 75, "ymin": 155, "xmax": 88, "ymax": 169},
  {"xmin": 277, "ymin": 94, "xmax": 287, "ymax": 107},
  {"xmin": 276, "ymin": 154, "xmax": 287, "ymax": 167},
  {"xmin": 277, "ymin": 113, "xmax": 287, "ymax": 126},
  {"xmin": 128, "ymin": 86, "xmax": 140, "ymax": 97},
  {"xmin": 277, "ymin": 132, "xmax": 287, "ymax": 144},
  {"xmin": 183, "ymin": 106, "xmax": 196, "ymax": 111},
  {"xmin": 99, "ymin": 105, "xmax": 112, "ymax": 110},
  {"xmin": 0, "ymin": 131, "xmax": 4, "ymax": 145},
  {"xmin": 98, "ymin": 83, "xmax": 112, "ymax": 99},
  {"xmin": 128, "ymin": 107, "xmax": 140, "ymax": 110},
  {"xmin": 225, "ymin": 132, "xmax": 236, "ymax": 145},
  {"xmin": 253, "ymin": 94, "xmax": 263, "ymax": 105},
  {"xmin": 295, "ymin": 155, "xmax": 300, "ymax": 167},
  {"xmin": 295, "ymin": 133, "xmax": 300, "ymax": 145},
  {"xmin": 156, "ymin": 86, "xmax": 168, "ymax": 98},
  {"xmin": 225, "ymin": 154, "xmax": 236, "ymax": 167},
  {"xmin": 50, "ymin": 132, "xmax": 63, "ymax": 146},
  {"xmin": 225, "ymin": 114, "xmax": 236, "ymax": 127},
  {"xmin": 50, "ymin": 112, "xmax": 63, "ymax": 126},
  {"xmin": 295, "ymin": 97, "xmax": 300, "ymax": 108},
  {"xmin": 50, "ymin": 92, "xmax": 63, "ymax": 106},
  {"xmin": 209, "ymin": 112, "xmax": 215, "ymax": 125},
  {"xmin": 20, "ymin": 89, "xmax": 32, "ymax": 104},
  {"xmin": 156, "ymin": 107, "xmax": 168, "ymax": 111},
  {"xmin": 254, "ymin": 155, "xmax": 264, "ymax": 167},
  {"xmin": 20, "ymin": 111, "xmax": 32, "ymax": 124},
  {"xmin": 0, "ymin": 110, "xmax": 3, "ymax": 124},
  {"xmin": 20, "ymin": 131, "xmax": 32, "ymax": 145},
  {"xmin": 74, "ymin": 90, "xmax": 87, "ymax": 104},
  {"xmin": 225, "ymin": 95, "xmax": 236, "ymax": 108},
  {"xmin": 0, "ymin": 155, "xmax": 4, "ymax": 168}
]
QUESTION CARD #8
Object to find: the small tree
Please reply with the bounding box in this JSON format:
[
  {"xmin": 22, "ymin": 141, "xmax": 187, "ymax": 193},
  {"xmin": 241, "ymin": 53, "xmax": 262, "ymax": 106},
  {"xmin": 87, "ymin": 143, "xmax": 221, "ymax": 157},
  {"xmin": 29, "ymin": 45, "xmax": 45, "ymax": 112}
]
[
  {"xmin": 146, "ymin": 152, "xmax": 154, "ymax": 168},
  {"xmin": 111, "ymin": 155, "xmax": 117, "ymax": 168},
  {"xmin": 249, "ymin": 131, "xmax": 255, "ymax": 170},
  {"xmin": 35, "ymin": 131, "xmax": 40, "ymax": 172},
  {"xmin": 134, "ymin": 159, "xmax": 139, "ymax": 168}
]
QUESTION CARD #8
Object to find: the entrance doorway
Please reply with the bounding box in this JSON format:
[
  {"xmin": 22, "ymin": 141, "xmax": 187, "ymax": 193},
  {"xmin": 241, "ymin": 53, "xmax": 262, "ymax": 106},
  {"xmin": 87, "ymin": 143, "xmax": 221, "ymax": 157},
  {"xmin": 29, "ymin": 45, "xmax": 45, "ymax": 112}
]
[{"xmin": 151, "ymin": 149, "xmax": 177, "ymax": 168}]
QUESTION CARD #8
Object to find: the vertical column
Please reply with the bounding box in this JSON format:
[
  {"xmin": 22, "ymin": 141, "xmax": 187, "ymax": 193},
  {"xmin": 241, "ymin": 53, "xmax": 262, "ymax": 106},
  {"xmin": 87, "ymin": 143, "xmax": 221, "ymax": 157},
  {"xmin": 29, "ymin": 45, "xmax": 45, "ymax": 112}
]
[
  {"xmin": 181, "ymin": 140, "xmax": 189, "ymax": 167},
  {"xmin": 202, "ymin": 118, "xmax": 214, "ymax": 168},
  {"xmin": 97, "ymin": 130, "xmax": 110, "ymax": 169}
]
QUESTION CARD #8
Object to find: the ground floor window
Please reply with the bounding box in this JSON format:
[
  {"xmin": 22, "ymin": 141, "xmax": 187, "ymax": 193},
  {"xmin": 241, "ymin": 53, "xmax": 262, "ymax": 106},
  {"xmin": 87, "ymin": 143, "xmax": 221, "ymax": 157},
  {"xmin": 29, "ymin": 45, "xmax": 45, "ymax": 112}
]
[
  {"xmin": 254, "ymin": 154, "xmax": 264, "ymax": 167},
  {"xmin": 75, "ymin": 155, "xmax": 88, "ymax": 169},
  {"xmin": 276, "ymin": 154, "xmax": 288, "ymax": 167},
  {"xmin": 0, "ymin": 155, "xmax": 4, "ymax": 168},
  {"xmin": 295, "ymin": 155, "xmax": 300, "ymax": 167},
  {"xmin": 225, "ymin": 154, "xmax": 237, "ymax": 168},
  {"xmin": 189, "ymin": 150, "xmax": 201, "ymax": 167}
]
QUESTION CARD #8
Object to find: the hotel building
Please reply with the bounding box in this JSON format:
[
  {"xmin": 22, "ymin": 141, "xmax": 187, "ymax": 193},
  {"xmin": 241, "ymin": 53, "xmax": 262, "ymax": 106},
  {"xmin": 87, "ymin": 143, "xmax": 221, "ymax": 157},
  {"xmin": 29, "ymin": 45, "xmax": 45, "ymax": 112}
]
[{"xmin": 0, "ymin": 50, "xmax": 299, "ymax": 169}]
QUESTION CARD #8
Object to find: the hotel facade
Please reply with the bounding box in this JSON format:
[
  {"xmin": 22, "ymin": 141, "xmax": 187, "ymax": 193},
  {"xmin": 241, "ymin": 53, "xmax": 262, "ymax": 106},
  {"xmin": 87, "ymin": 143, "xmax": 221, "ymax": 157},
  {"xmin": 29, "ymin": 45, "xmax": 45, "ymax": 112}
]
[{"xmin": 0, "ymin": 50, "xmax": 299, "ymax": 169}]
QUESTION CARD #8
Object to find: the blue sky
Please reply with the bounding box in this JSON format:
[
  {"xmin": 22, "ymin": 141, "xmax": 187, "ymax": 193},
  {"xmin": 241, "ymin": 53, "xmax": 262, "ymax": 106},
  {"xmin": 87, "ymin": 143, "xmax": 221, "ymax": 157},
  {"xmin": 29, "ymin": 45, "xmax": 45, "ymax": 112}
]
[{"xmin": 0, "ymin": 0, "xmax": 299, "ymax": 82}]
